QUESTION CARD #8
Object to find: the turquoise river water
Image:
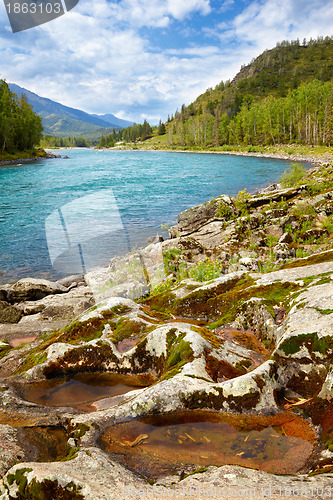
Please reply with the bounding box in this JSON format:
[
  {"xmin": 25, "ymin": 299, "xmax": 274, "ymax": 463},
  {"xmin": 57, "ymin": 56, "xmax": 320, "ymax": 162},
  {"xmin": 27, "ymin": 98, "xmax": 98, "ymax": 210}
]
[{"xmin": 0, "ymin": 149, "xmax": 306, "ymax": 284}]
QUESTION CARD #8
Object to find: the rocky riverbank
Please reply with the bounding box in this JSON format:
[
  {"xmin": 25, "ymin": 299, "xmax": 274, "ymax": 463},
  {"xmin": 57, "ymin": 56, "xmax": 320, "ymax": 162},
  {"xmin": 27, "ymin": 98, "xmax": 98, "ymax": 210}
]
[
  {"xmin": 1, "ymin": 161, "xmax": 333, "ymax": 498},
  {"xmin": 116, "ymin": 142, "xmax": 333, "ymax": 170},
  {"xmin": 0, "ymin": 151, "xmax": 62, "ymax": 166}
]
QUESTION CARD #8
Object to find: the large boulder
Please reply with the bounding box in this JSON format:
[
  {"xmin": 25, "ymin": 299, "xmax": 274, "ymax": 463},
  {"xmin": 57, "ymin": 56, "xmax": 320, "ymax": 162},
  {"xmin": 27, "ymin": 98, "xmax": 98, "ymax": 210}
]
[
  {"xmin": 17, "ymin": 287, "xmax": 94, "ymax": 320},
  {"xmin": 176, "ymin": 195, "xmax": 235, "ymax": 237},
  {"xmin": 8, "ymin": 278, "xmax": 67, "ymax": 303},
  {"xmin": 248, "ymin": 187, "xmax": 301, "ymax": 208}
]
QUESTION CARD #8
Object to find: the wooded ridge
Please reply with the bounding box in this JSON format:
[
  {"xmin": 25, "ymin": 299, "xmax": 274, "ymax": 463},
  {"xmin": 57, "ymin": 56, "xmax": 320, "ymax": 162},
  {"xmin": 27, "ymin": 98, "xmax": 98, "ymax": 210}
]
[{"xmin": 163, "ymin": 36, "xmax": 333, "ymax": 148}]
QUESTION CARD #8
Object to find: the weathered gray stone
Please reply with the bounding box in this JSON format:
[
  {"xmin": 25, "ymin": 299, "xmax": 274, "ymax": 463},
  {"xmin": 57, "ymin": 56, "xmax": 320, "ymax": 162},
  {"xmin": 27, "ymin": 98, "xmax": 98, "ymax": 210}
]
[
  {"xmin": 231, "ymin": 297, "xmax": 277, "ymax": 343},
  {"xmin": 253, "ymin": 259, "xmax": 333, "ymax": 285},
  {"xmin": 0, "ymin": 448, "xmax": 148, "ymax": 499},
  {"xmin": 303, "ymin": 227, "xmax": 328, "ymax": 239},
  {"xmin": 278, "ymin": 232, "xmax": 293, "ymax": 244},
  {"xmin": 18, "ymin": 287, "xmax": 94, "ymax": 320},
  {"xmin": 248, "ymin": 211, "xmax": 265, "ymax": 228},
  {"xmin": 187, "ymin": 220, "xmax": 228, "ymax": 249},
  {"xmin": 238, "ymin": 257, "xmax": 254, "ymax": 268},
  {"xmin": 273, "ymin": 242, "xmax": 295, "ymax": 260},
  {"xmin": 248, "ymin": 187, "xmax": 302, "ymax": 208},
  {"xmin": 177, "ymin": 195, "xmax": 234, "ymax": 236},
  {"xmin": 266, "ymin": 224, "xmax": 283, "ymax": 239},
  {"xmin": 56, "ymin": 274, "xmax": 85, "ymax": 288},
  {"xmin": 2, "ymin": 456, "xmax": 333, "ymax": 500},
  {"xmin": 0, "ymin": 425, "xmax": 25, "ymax": 478},
  {"xmin": 9, "ymin": 278, "xmax": 67, "ymax": 303},
  {"xmin": 264, "ymin": 208, "xmax": 286, "ymax": 219},
  {"xmin": 147, "ymin": 235, "xmax": 164, "ymax": 244}
]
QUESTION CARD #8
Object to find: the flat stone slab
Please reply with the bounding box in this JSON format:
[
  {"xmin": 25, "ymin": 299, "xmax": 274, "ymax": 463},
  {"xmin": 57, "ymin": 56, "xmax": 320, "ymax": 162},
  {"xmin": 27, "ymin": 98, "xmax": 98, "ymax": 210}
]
[{"xmin": 252, "ymin": 260, "xmax": 333, "ymax": 285}]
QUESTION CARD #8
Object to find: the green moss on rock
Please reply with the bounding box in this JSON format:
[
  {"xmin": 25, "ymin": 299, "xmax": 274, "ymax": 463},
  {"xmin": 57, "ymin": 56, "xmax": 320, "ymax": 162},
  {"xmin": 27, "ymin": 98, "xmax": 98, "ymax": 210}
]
[
  {"xmin": 190, "ymin": 325, "xmax": 222, "ymax": 349},
  {"xmin": 15, "ymin": 351, "xmax": 47, "ymax": 375},
  {"xmin": 111, "ymin": 318, "xmax": 147, "ymax": 343},
  {"xmin": 278, "ymin": 332, "xmax": 333, "ymax": 356},
  {"xmin": 166, "ymin": 337, "xmax": 194, "ymax": 370},
  {"xmin": 8, "ymin": 476, "xmax": 84, "ymax": 500},
  {"xmin": 209, "ymin": 280, "xmax": 300, "ymax": 328},
  {"xmin": 280, "ymin": 249, "xmax": 333, "ymax": 269}
]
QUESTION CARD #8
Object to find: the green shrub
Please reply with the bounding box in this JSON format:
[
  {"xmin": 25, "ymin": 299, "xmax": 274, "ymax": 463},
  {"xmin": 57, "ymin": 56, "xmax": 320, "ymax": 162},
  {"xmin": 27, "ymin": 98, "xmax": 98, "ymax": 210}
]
[
  {"xmin": 291, "ymin": 201, "xmax": 316, "ymax": 218},
  {"xmin": 295, "ymin": 248, "xmax": 310, "ymax": 259},
  {"xmin": 189, "ymin": 258, "xmax": 223, "ymax": 282},
  {"xmin": 234, "ymin": 188, "xmax": 252, "ymax": 214},
  {"xmin": 321, "ymin": 216, "xmax": 333, "ymax": 234},
  {"xmin": 280, "ymin": 163, "xmax": 306, "ymax": 188},
  {"xmin": 266, "ymin": 234, "xmax": 279, "ymax": 247},
  {"xmin": 216, "ymin": 202, "xmax": 232, "ymax": 218}
]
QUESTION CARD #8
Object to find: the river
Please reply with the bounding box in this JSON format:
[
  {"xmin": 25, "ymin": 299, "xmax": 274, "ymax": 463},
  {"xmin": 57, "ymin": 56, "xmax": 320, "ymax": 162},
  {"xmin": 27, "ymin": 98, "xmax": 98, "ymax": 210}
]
[{"xmin": 0, "ymin": 148, "xmax": 304, "ymax": 284}]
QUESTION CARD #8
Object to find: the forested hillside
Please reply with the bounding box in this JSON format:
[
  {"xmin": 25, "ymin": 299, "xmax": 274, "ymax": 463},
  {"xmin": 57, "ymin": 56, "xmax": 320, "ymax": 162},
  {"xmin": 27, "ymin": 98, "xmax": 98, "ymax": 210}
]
[
  {"xmin": 98, "ymin": 120, "xmax": 153, "ymax": 148},
  {"xmin": 0, "ymin": 80, "xmax": 43, "ymax": 153},
  {"xmin": 166, "ymin": 36, "xmax": 333, "ymax": 148}
]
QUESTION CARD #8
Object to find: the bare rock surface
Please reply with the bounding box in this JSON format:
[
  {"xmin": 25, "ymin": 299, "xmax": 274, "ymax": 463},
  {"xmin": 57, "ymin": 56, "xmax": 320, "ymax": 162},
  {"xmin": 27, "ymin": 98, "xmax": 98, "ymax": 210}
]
[
  {"xmin": 0, "ymin": 426, "xmax": 24, "ymax": 478},
  {"xmin": 8, "ymin": 278, "xmax": 67, "ymax": 303},
  {"xmin": 0, "ymin": 452, "xmax": 332, "ymax": 500}
]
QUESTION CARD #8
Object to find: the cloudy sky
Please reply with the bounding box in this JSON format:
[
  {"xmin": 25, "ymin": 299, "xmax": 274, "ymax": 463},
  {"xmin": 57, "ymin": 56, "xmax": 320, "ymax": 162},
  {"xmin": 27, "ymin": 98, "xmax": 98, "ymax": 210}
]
[{"xmin": 0, "ymin": 0, "xmax": 332, "ymax": 124}]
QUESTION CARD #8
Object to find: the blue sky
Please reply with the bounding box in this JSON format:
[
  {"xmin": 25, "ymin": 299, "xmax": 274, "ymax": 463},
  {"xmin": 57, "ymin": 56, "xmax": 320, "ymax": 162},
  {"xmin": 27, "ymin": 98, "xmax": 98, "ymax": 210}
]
[{"xmin": 0, "ymin": 0, "xmax": 332, "ymax": 124}]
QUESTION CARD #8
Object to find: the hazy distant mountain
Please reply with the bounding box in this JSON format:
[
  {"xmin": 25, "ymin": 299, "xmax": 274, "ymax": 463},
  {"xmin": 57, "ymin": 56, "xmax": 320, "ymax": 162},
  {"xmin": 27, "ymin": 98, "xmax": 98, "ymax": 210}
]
[
  {"xmin": 8, "ymin": 83, "xmax": 133, "ymax": 139},
  {"xmin": 90, "ymin": 113, "xmax": 133, "ymax": 128}
]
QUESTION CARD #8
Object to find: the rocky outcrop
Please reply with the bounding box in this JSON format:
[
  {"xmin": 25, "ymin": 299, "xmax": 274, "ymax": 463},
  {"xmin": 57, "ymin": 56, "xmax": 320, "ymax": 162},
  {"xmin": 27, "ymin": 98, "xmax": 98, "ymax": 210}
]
[
  {"xmin": 17, "ymin": 287, "xmax": 93, "ymax": 320},
  {"xmin": 2, "ymin": 451, "xmax": 333, "ymax": 500},
  {"xmin": 172, "ymin": 195, "xmax": 235, "ymax": 237},
  {"xmin": 8, "ymin": 278, "xmax": 67, "ymax": 303},
  {"xmin": 0, "ymin": 426, "xmax": 25, "ymax": 478},
  {"xmin": 8, "ymin": 259, "xmax": 333, "ymax": 418},
  {"xmin": 2, "ymin": 163, "xmax": 333, "ymax": 496},
  {"xmin": 0, "ymin": 277, "xmax": 94, "ymax": 334}
]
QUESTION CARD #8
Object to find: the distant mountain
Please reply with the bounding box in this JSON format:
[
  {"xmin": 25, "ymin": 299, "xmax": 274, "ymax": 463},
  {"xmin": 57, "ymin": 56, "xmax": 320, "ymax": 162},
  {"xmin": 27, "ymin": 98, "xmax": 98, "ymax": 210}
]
[
  {"xmin": 90, "ymin": 113, "xmax": 133, "ymax": 128},
  {"xmin": 8, "ymin": 83, "xmax": 133, "ymax": 139}
]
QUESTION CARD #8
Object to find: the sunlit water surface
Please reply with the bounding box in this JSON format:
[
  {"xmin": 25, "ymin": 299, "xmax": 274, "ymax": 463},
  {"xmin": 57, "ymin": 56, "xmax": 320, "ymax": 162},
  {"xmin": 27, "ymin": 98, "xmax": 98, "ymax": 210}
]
[{"xmin": 0, "ymin": 149, "xmax": 304, "ymax": 283}]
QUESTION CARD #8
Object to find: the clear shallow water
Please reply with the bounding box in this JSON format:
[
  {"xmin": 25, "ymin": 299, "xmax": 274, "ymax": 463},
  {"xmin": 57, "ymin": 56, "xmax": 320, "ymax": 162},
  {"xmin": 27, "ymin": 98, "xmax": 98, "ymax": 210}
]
[
  {"xmin": 99, "ymin": 411, "xmax": 315, "ymax": 479},
  {"xmin": 0, "ymin": 149, "xmax": 302, "ymax": 283},
  {"xmin": 15, "ymin": 372, "xmax": 149, "ymax": 411}
]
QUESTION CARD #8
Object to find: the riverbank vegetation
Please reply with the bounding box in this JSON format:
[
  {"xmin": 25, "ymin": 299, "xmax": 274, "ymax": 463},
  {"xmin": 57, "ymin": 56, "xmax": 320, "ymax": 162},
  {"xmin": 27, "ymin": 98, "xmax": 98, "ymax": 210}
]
[
  {"xmin": 161, "ymin": 37, "xmax": 333, "ymax": 149},
  {"xmin": 97, "ymin": 120, "xmax": 153, "ymax": 148},
  {"xmin": 40, "ymin": 136, "xmax": 90, "ymax": 148},
  {"xmin": 100, "ymin": 37, "xmax": 333, "ymax": 158},
  {"xmin": 0, "ymin": 80, "xmax": 43, "ymax": 159}
]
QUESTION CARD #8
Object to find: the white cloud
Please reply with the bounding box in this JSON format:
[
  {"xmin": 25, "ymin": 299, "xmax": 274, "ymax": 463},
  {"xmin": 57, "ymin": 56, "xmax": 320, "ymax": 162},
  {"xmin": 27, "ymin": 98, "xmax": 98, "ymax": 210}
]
[
  {"xmin": 167, "ymin": 0, "xmax": 211, "ymax": 20},
  {"xmin": 218, "ymin": 0, "xmax": 235, "ymax": 13},
  {"xmin": 95, "ymin": 0, "xmax": 211, "ymax": 29},
  {"xmin": 231, "ymin": 0, "xmax": 333, "ymax": 54}
]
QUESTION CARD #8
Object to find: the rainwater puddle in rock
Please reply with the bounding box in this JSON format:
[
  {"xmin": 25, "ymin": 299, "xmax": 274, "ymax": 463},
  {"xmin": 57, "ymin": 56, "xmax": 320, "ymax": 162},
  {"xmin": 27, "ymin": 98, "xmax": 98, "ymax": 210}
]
[
  {"xmin": 18, "ymin": 426, "xmax": 69, "ymax": 462},
  {"xmin": 9, "ymin": 336, "xmax": 37, "ymax": 348},
  {"xmin": 16, "ymin": 372, "xmax": 151, "ymax": 411},
  {"xmin": 99, "ymin": 411, "xmax": 315, "ymax": 480}
]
